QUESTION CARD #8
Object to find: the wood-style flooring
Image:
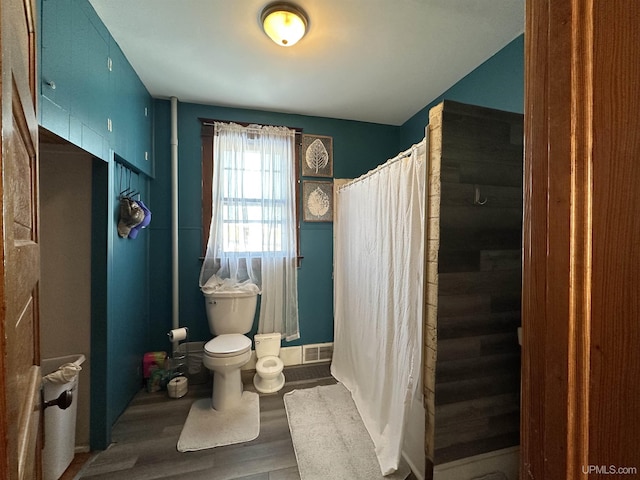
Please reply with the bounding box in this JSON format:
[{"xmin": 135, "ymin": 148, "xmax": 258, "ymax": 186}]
[{"xmin": 75, "ymin": 365, "xmax": 338, "ymax": 479}]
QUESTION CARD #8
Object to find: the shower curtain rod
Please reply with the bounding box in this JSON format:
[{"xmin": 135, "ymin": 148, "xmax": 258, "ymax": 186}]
[{"xmin": 339, "ymin": 137, "xmax": 426, "ymax": 191}]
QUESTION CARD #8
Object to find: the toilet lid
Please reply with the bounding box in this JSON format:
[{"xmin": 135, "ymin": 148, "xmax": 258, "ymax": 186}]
[{"xmin": 205, "ymin": 334, "xmax": 251, "ymax": 357}]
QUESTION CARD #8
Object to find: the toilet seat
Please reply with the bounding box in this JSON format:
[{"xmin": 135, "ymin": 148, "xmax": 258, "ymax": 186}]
[
  {"xmin": 256, "ymin": 355, "xmax": 284, "ymax": 375},
  {"xmin": 204, "ymin": 334, "xmax": 251, "ymax": 358}
]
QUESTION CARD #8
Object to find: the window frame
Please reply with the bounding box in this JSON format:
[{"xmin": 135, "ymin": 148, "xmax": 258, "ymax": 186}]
[{"xmin": 200, "ymin": 118, "xmax": 302, "ymax": 262}]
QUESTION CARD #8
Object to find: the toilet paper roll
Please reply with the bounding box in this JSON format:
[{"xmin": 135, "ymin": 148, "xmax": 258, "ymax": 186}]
[
  {"xmin": 167, "ymin": 376, "xmax": 188, "ymax": 398},
  {"xmin": 168, "ymin": 327, "xmax": 188, "ymax": 342}
]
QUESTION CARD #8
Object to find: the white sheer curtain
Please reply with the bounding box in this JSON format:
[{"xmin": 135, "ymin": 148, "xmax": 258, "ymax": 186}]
[
  {"xmin": 332, "ymin": 139, "xmax": 426, "ymax": 475},
  {"xmin": 199, "ymin": 122, "xmax": 299, "ymax": 341}
]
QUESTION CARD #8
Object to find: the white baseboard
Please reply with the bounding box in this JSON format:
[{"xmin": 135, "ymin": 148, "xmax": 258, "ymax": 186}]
[{"xmin": 280, "ymin": 346, "xmax": 303, "ymax": 366}]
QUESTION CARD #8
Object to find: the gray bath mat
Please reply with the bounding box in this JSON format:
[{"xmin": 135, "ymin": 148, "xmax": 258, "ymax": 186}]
[
  {"xmin": 284, "ymin": 383, "xmax": 410, "ymax": 480},
  {"xmin": 177, "ymin": 391, "xmax": 259, "ymax": 452}
]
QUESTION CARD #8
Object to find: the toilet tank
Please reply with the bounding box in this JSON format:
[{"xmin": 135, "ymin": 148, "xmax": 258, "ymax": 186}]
[
  {"xmin": 254, "ymin": 333, "xmax": 282, "ymax": 358},
  {"xmin": 204, "ymin": 291, "xmax": 257, "ymax": 335}
]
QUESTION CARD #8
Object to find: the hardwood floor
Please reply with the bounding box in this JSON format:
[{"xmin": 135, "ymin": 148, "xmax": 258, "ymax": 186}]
[{"xmin": 76, "ymin": 365, "xmax": 337, "ymax": 479}]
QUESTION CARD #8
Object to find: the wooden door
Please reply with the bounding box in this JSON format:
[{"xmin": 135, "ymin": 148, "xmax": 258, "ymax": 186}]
[
  {"xmin": 0, "ymin": 0, "xmax": 42, "ymax": 479},
  {"xmin": 522, "ymin": 0, "xmax": 640, "ymax": 478}
]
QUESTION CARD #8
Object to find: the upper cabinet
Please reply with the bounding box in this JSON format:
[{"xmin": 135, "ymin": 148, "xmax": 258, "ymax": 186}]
[
  {"xmin": 108, "ymin": 39, "xmax": 153, "ymax": 174},
  {"xmin": 40, "ymin": 0, "xmax": 74, "ymax": 139},
  {"xmin": 39, "ymin": 0, "xmax": 154, "ymax": 177}
]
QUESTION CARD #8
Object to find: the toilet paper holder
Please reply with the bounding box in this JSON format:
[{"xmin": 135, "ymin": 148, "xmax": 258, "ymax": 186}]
[
  {"xmin": 168, "ymin": 327, "xmax": 189, "ymax": 343},
  {"xmin": 167, "ymin": 327, "xmax": 189, "ymax": 374}
]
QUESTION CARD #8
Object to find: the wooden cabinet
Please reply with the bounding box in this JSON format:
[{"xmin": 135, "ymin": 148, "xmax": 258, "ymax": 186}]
[{"xmin": 39, "ymin": 0, "xmax": 153, "ymax": 176}]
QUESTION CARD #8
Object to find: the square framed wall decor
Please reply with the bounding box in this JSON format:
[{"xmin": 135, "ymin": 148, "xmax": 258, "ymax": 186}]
[
  {"xmin": 301, "ymin": 134, "xmax": 333, "ymax": 177},
  {"xmin": 302, "ymin": 180, "xmax": 333, "ymax": 222}
]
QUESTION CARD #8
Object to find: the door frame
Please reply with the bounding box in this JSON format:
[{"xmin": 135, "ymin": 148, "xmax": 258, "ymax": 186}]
[{"xmin": 521, "ymin": 1, "xmax": 640, "ymax": 478}]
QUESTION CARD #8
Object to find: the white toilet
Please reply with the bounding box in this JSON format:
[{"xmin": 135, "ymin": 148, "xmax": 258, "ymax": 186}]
[
  {"xmin": 202, "ymin": 289, "xmax": 257, "ymax": 411},
  {"xmin": 253, "ymin": 333, "xmax": 285, "ymax": 393}
]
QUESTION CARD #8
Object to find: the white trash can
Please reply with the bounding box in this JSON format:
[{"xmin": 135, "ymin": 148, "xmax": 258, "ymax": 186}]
[{"xmin": 41, "ymin": 354, "xmax": 85, "ymax": 480}]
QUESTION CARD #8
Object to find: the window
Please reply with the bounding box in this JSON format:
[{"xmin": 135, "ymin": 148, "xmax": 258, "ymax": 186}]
[
  {"xmin": 219, "ymin": 148, "xmax": 285, "ymax": 253},
  {"xmin": 199, "ymin": 120, "xmax": 302, "ymax": 341},
  {"xmin": 200, "ymin": 119, "xmax": 302, "ymax": 259}
]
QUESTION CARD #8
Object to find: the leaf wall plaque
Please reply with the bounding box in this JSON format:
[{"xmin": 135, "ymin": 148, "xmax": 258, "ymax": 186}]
[
  {"xmin": 307, "ymin": 186, "xmax": 330, "ymax": 217},
  {"xmin": 306, "ymin": 139, "xmax": 329, "ymax": 174},
  {"xmin": 302, "ymin": 180, "xmax": 333, "ymax": 222},
  {"xmin": 301, "ymin": 134, "xmax": 333, "ymax": 177}
]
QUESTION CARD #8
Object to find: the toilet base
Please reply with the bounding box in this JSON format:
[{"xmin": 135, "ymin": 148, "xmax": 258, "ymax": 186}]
[
  {"xmin": 212, "ymin": 368, "xmax": 244, "ymax": 411},
  {"xmin": 253, "ymin": 371, "xmax": 285, "ymax": 394}
]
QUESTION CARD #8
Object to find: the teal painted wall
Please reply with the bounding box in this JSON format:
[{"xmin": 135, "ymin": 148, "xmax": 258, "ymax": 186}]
[
  {"xmin": 148, "ymin": 101, "xmax": 401, "ymax": 349},
  {"xmin": 39, "ymin": 0, "xmax": 153, "ymax": 173},
  {"xmin": 39, "ymin": 0, "xmax": 155, "ymax": 450},
  {"xmin": 146, "ymin": 35, "xmax": 524, "ymax": 352},
  {"xmin": 400, "ymin": 34, "xmax": 524, "ymax": 149},
  {"xmin": 90, "ymin": 156, "xmax": 151, "ymax": 452},
  {"xmin": 91, "ymin": 155, "xmax": 153, "ymax": 449},
  {"xmin": 90, "ymin": 160, "xmax": 109, "ymax": 450},
  {"xmin": 107, "ymin": 161, "xmax": 151, "ymax": 424}
]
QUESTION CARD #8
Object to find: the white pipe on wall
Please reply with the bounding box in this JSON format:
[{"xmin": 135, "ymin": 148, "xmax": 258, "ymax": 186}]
[{"xmin": 170, "ymin": 97, "xmax": 179, "ymax": 348}]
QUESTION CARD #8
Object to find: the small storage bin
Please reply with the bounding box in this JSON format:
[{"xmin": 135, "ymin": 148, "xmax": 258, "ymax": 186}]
[{"xmin": 42, "ymin": 354, "xmax": 85, "ymax": 480}]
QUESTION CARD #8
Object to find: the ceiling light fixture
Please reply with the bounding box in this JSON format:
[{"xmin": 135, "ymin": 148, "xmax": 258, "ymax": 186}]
[{"xmin": 260, "ymin": 2, "xmax": 308, "ymax": 47}]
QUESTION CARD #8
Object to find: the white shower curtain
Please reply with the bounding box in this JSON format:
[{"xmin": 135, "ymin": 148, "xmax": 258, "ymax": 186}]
[{"xmin": 332, "ymin": 139, "xmax": 426, "ymax": 475}]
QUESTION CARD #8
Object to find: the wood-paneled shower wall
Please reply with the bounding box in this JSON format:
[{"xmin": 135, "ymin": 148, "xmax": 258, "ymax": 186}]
[{"xmin": 423, "ymin": 101, "xmax": 523, "ymax": 467}]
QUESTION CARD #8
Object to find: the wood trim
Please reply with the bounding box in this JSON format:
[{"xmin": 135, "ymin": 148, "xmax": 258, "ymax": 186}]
[
  {"xmin": 521, "ymin": 1, "xmax": 546, "ymax": 476},
  {"xmin": 17, "ymin": 365, "xmax": 41, "ymax": 480},
  {"xmin": 200, "ymin": 120, "xmax": 302, "ymax": 261},
  {"xmin": 523, "ymin": 1, "xmax": 640, "ymax": 478},
  {"xmin": 26, "ymin": 0, "xmax": 37, "ymax": 105},
  {"xmin": 567, "ymin": 0, "xmax": 592, "ymax": 474},
  {"xmin": 522, "ymin": 1, "xmax": 584, "ymax": 477},
  {"xmin": 201, "ymin": 124, "xmax": 214, "ymax": 253},
  {"xmin": 588, "ymin": 0, "xmax": 640, "ymax": 470}
]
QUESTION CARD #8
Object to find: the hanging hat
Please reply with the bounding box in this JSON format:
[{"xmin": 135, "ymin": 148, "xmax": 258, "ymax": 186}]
[
  {"xmin": 117, "ymin": 197, "xmax": 145, "ymax": 238},
  {"xmin": 128, "ymin": 200, "xmax": 152, "ymax": 239}
]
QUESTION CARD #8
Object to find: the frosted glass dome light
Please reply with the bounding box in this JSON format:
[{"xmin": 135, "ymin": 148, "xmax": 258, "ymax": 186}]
[{"xmin": 261, "ymin": 3, "xmax": 308, "ymax": 47}]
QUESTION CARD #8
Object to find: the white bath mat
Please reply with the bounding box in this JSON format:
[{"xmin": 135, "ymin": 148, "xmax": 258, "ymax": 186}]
[
  {"xmin": 177, "ymin": 391, "xmax": 259, "ymax": 452},
  {"xmin": 284, "ymin": 383, "xmax": 411, "ymax": 480}
]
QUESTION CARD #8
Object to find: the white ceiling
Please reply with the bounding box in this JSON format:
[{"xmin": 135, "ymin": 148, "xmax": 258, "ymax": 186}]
[{"xmin": 89, "ymin": 0, "xmax": 524, "ymax": 126}]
